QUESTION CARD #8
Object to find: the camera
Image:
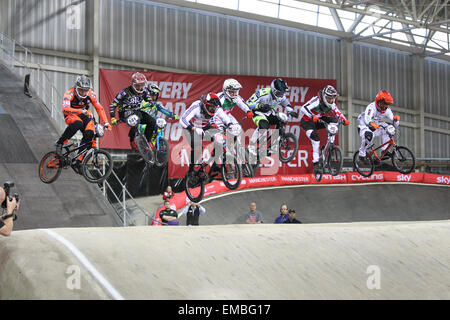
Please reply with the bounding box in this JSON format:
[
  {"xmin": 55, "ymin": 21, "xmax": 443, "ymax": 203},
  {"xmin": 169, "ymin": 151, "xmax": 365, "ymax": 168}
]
[{"xmin": 1, "ymin": 181, "xmax": 20, "ymax": 209}]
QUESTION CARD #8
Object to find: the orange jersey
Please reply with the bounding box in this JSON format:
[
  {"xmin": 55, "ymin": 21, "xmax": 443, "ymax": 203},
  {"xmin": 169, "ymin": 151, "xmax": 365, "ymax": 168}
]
[{"xmin": 62, "ymin": 88, "xmax": 108, "ymax": 123}]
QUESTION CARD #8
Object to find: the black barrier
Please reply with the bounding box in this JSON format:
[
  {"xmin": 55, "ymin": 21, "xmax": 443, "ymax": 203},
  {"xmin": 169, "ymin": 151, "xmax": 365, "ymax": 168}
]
[
  {"xmin": 125, "ymin": 153, "xmax": 167, "ymax": 197},
  {"xmin": 24, "ymin": 74, "xmax": 31, "ymax": 97}
]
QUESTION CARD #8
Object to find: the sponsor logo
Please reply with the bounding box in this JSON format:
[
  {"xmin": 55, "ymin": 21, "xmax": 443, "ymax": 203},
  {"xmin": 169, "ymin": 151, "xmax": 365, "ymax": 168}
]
[
  {"xmin": 437, "ymin": 176, "xmax": 450, "ymax": 185},
  {"xmin": 280, "ymin": 176, "xmax": 309, "ymax": 183},
  {"xmin": 331, "ymin": 174, "xmax": 346, "ymax": 181},
  {"xmin": 397, "ymin": 174, "xmax": 411, "ymax": 182},
  {"xmin": 248, "ymin": 177, "xmax": 277, "ymax": 183},
  {"xmin": 350, "ymin": 173, "xmax": 383, "ymax": 181}
]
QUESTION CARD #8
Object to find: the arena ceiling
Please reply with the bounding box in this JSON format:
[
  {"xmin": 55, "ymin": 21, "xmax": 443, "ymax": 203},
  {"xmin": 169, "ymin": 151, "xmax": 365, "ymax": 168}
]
[{"xmin": 182, "ymin": 0, "xmax": 450, "ymax": 58}]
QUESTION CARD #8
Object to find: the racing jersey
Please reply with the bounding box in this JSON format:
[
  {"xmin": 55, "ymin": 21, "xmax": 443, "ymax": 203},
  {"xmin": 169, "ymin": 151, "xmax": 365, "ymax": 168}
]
[
  {"xmin": 246, "ymin": 87, "xmax": 294, "ymax": 116},
  {"xmin": 180, "ymin": 100, "xmax": 233, "ymax": 130},
  {"xmin": 216, "ymin": 92, "xmax": 251, "ymax": 115},
  {"xmin": 358, "ymin": 102, "xmax": 395, "ymax": 127},
  {"xmin": 109, "ymin": 86, "xmax": 153, "ymax": 119},
  {"xmin": 300, "ymin": 94, "xmax": 347, "ymax": 123},
  {"xmin": 141, "ymin": 100, "xmax": 177, "ymax": 119},
  {"xmin": 62, "ymin": 88, "xmax": 108, "ymax": 123}
]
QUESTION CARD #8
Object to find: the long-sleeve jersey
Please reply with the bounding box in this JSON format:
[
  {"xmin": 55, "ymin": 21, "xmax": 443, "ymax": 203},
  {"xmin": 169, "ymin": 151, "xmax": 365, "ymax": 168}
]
[
  {"xmin": 216, "ymin": 92, "xmax": 251, "ymax": 115},
  {"xmin": 141, "ymin": 100, "xmax": 177, "ymax": 119},
  {"xmin": 179, "ymin": 100, "xmax": 233, "ymax": 130},
  {"xmin": 62, "ymin": 88, "xmax": 108, "ymax": 123},
  {"xmin": 357, "ymin": 102, "xmax": 395, "ymax": 127},
  {"xmin": 109, "ymin": 86, "xmax": 153, "ymax": 118},
  {"xmin": 246, "ymin": 87, "xmax": 293, "ymax": 116},
  {"xmin": 300, "ymin": 94, "xmax": 347, "ymax": 122}
]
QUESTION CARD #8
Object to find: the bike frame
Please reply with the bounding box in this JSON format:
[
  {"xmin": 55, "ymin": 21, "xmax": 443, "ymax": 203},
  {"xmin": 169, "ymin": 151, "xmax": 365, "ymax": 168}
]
[
  {"xmin": 53, "ymin": 140, "xmax": 95, "ymax": 168},
  {"xmin": 154, "ymin": 127, "xmax": 164, "ymax": 151},
  {"xmin": 318, "ymin": 119, "xmax": 339, "ymax": 164},
  {"xmin": 367, "ymin": 136, "xmax": 396, "ymax": 161}
]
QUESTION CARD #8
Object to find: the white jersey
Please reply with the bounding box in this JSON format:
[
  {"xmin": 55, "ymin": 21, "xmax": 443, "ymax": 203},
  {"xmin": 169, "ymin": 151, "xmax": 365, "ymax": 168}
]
[
  {"xmin": 358, "ymin": 102, "xmax": 394, "ymax": 128},
  {"xmin": 179, "ymin": 100, "xmax": 233, "ymax": 130},
  {"xmin": 300, "ymin": 95, "xmax": 347, "ymax": 122},
  {"xmin": 216, "ymin": 92, "xmax": 251, "ymax": 115}
]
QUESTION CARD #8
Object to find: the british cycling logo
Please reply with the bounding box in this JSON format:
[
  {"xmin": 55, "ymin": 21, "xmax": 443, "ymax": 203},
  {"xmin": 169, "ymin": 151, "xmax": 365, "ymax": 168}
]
[
  {"xmin": 351, "ymin": 173, "xmax": 383, "ymax": 181},
  {"xmin": 437, "ymin": 176, "xmax": 450, "ymax": 184},
  {"xmin": 327, "ymin": 174, "xmax": 345, "ymax": 181}
]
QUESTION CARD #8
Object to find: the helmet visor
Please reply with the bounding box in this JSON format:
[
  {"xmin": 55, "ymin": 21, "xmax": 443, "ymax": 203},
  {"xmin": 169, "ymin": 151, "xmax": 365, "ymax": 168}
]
[
  {"xmin": 133, "ymin": 83, "xmax": 145, "ymax": 93},
  {"xmin": 377, "ymin": 100, "xmax": 390, "ymax": 111},
  {"xmin": 226, "ymin": 89, "xmax": 239, "ymax": 99},
  {"xmin": 76, "ymin": 87, "xmax": 89, "ymax": 99},
  {"xmin": 325, "ymin": 95, "xmax": 336, "ymax": 105},
  {"xmin": 206, "ymin": 98, "xmax": 220, "ymax": 114},
  {"xmin": 274, "ymin": 89, "xmax": 284, "ymax": 98}
]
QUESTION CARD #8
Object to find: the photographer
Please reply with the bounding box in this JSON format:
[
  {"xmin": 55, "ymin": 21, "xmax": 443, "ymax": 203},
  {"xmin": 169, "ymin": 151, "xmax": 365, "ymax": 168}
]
[
  {"xmin": 182, "ymin": 202, "xmax": 206, "ymax": 226},
  {"xmin": 0, "ymin": 183, "xmax": 20, "ymax": 237}
]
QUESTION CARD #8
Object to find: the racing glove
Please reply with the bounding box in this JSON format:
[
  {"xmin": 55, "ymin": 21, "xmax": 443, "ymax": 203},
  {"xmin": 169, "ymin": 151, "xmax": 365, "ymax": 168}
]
[
  {"xmin": 369, "ymin": 122, "xmax": 380, "ymax": 130},
  {"xmin": 247, "ymin": 111, "xmax": 254, "ymax": 118},
  {"xmin": 289, "ymin": 111, "xmax": 299, "ymax": 118},
  {"xmin": 82, "ymin": 109, "xmax": 93, "ymax": 118},
  {"xmin": 173, "ymin": 114, "xmax": 179, "ymax": 120},
  {"xmin": 194, "ymin": 127, "xmax": 204, "ymax": 136},
  {"xmin": 312, "ymin": 115, "xmax": 320, "ymax": 123},
  {"xmin": 344, "ymin": 119, "xmax": 350, "ymax": 126},
  {"xmin": 393, "ymin": 115, "xmax": 400, "ymax": 122},
  {"xmin": 104, "ymin": 122, "xmax": 112, "ymax": 130},
  {"xmin": 111, "ymin": 117, "xmax": 118, "ymax": 125}
]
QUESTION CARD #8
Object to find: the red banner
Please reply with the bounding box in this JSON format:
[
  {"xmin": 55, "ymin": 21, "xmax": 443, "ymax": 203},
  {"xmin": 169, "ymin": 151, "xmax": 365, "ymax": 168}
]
[
  {"xmin": 383, "ymin": 172, "xmax": 424, "ymax": 183},
  {"xmin": 99, "ymin": 69, "xmax": 338, "ymax": 178},
  {"xmin": 346, "ymin": 172, "xmax": 385, "ymax": 183},
  {"xmin": 423, "ymin": 173, "xmax": 450, "ymax": 185},
  {"xmin": 150, "ymin": 171, "xmax": 449, "ymax": 224}
]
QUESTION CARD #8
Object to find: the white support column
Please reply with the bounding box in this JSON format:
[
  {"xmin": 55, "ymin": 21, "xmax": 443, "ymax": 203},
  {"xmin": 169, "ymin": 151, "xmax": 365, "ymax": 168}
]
[
  {"xmin": 413, "ymin": 54, "xmax": 425, "ymax": 158},
  {"xmin": 91, "ymin": 0, "xmax": 100, "ymax": 92},
  {"xmin": 340, "ymin": 39, "xmax": 354, "ymax": 157}
]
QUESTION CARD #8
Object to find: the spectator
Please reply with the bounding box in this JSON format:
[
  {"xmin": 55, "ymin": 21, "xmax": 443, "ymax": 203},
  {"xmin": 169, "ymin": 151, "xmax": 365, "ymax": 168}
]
[
  {"xmin": 159, "ymin": 200, "xmax": 179, "ymax": 226},
  {"xmin": 163, "ymin": 186, "xmax": 174, "ymax": 201},
  {"xmin": 245, "ymin": 202, "xmax": 263, "ymax": 224},
  {"xmin": 284, "ymin": 209, "xmax": 302, "ymax": 224},
  {"xmin": 274, "ymin": 204, "xmax": 289, "ymax": 224},
  {"xmin": 0, "ymin": 187, "xmax": 20, "ymax": 237},
  {"xmin": 182, "ymin": 202, "xmax": 206, "ymax": 226}
]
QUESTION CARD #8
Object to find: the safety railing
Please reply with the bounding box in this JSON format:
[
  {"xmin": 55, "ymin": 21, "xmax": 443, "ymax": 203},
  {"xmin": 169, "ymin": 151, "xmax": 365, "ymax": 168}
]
[
  {"xmin": 0, "ymin": 32, "xmax": 154, "ymax": 226},
  {"xmin": 100, "ymin": 167, "xmax": 155, "ymax": 226},
  {"xmin": 0, "ymin": 31, "xmax": 66, "ymax": 132}
]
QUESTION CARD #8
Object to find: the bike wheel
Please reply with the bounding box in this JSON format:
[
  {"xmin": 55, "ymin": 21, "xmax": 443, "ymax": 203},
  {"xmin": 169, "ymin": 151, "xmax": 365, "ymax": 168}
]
[
  {"xmin": 314, "ymin": 167, "xmax": 323, "ymax": 182},
  {"xmin": 154, "ymin": 138, "xmax": 170, "ymax": 167},
  {"xmin": 279, "ymin": 132, "xmax": 298, "ymax": 163},
  {"xmin": 327, "ymin": 145, "xmax": 343, "ymax": 176},
  {"xmin": 39, "ymin": 151, "xmax": 62, "ymax": 184},
  {"xmin": 136, "ymin": 135, "xmax": 155, "ymax": 165},
  {"xmin": 353, "ymin": 151, "xmax": 374, "ymax": 177},
  {"xmin": 82, "ymin": 149, "xmax": 114, "ymax": 183},
  {"xmin": 221, "ymin": 156, "xmax": 242, "ymax": 190},
  {"xmin": 184, "ymin": 167, "xmax": 205, "ymax": 203},
  {"xmin": 391, "ymin": 146, "xmax": 415, "ymax": 174},
  {"xmin": 242, "ymin": 149, "xmax": 258, "ymax": 177}
]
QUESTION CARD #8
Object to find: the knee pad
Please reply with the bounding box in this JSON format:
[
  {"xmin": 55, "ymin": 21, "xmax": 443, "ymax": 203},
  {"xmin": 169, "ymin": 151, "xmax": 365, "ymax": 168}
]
[
  {"xmin": 84, "ymin": 129, "xmax": 95, "ymax": 141},
  {"xmin": 308, "ymin": 130, "xmax": 320, "ymax": 141},
  {"xmin": 258, "ymin": 120, "xmax": 270, "ymax": 130},
  {"xmin": 71, "ymin": 121, "xmax": 84, "ymax": 131},
  {"xmin": 128, "ymin": 127, "xmax": 137, "ymax": 138},
  {"xmin": 364, "ymin": 131, "xmax": 373, "ymax": 142}
]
